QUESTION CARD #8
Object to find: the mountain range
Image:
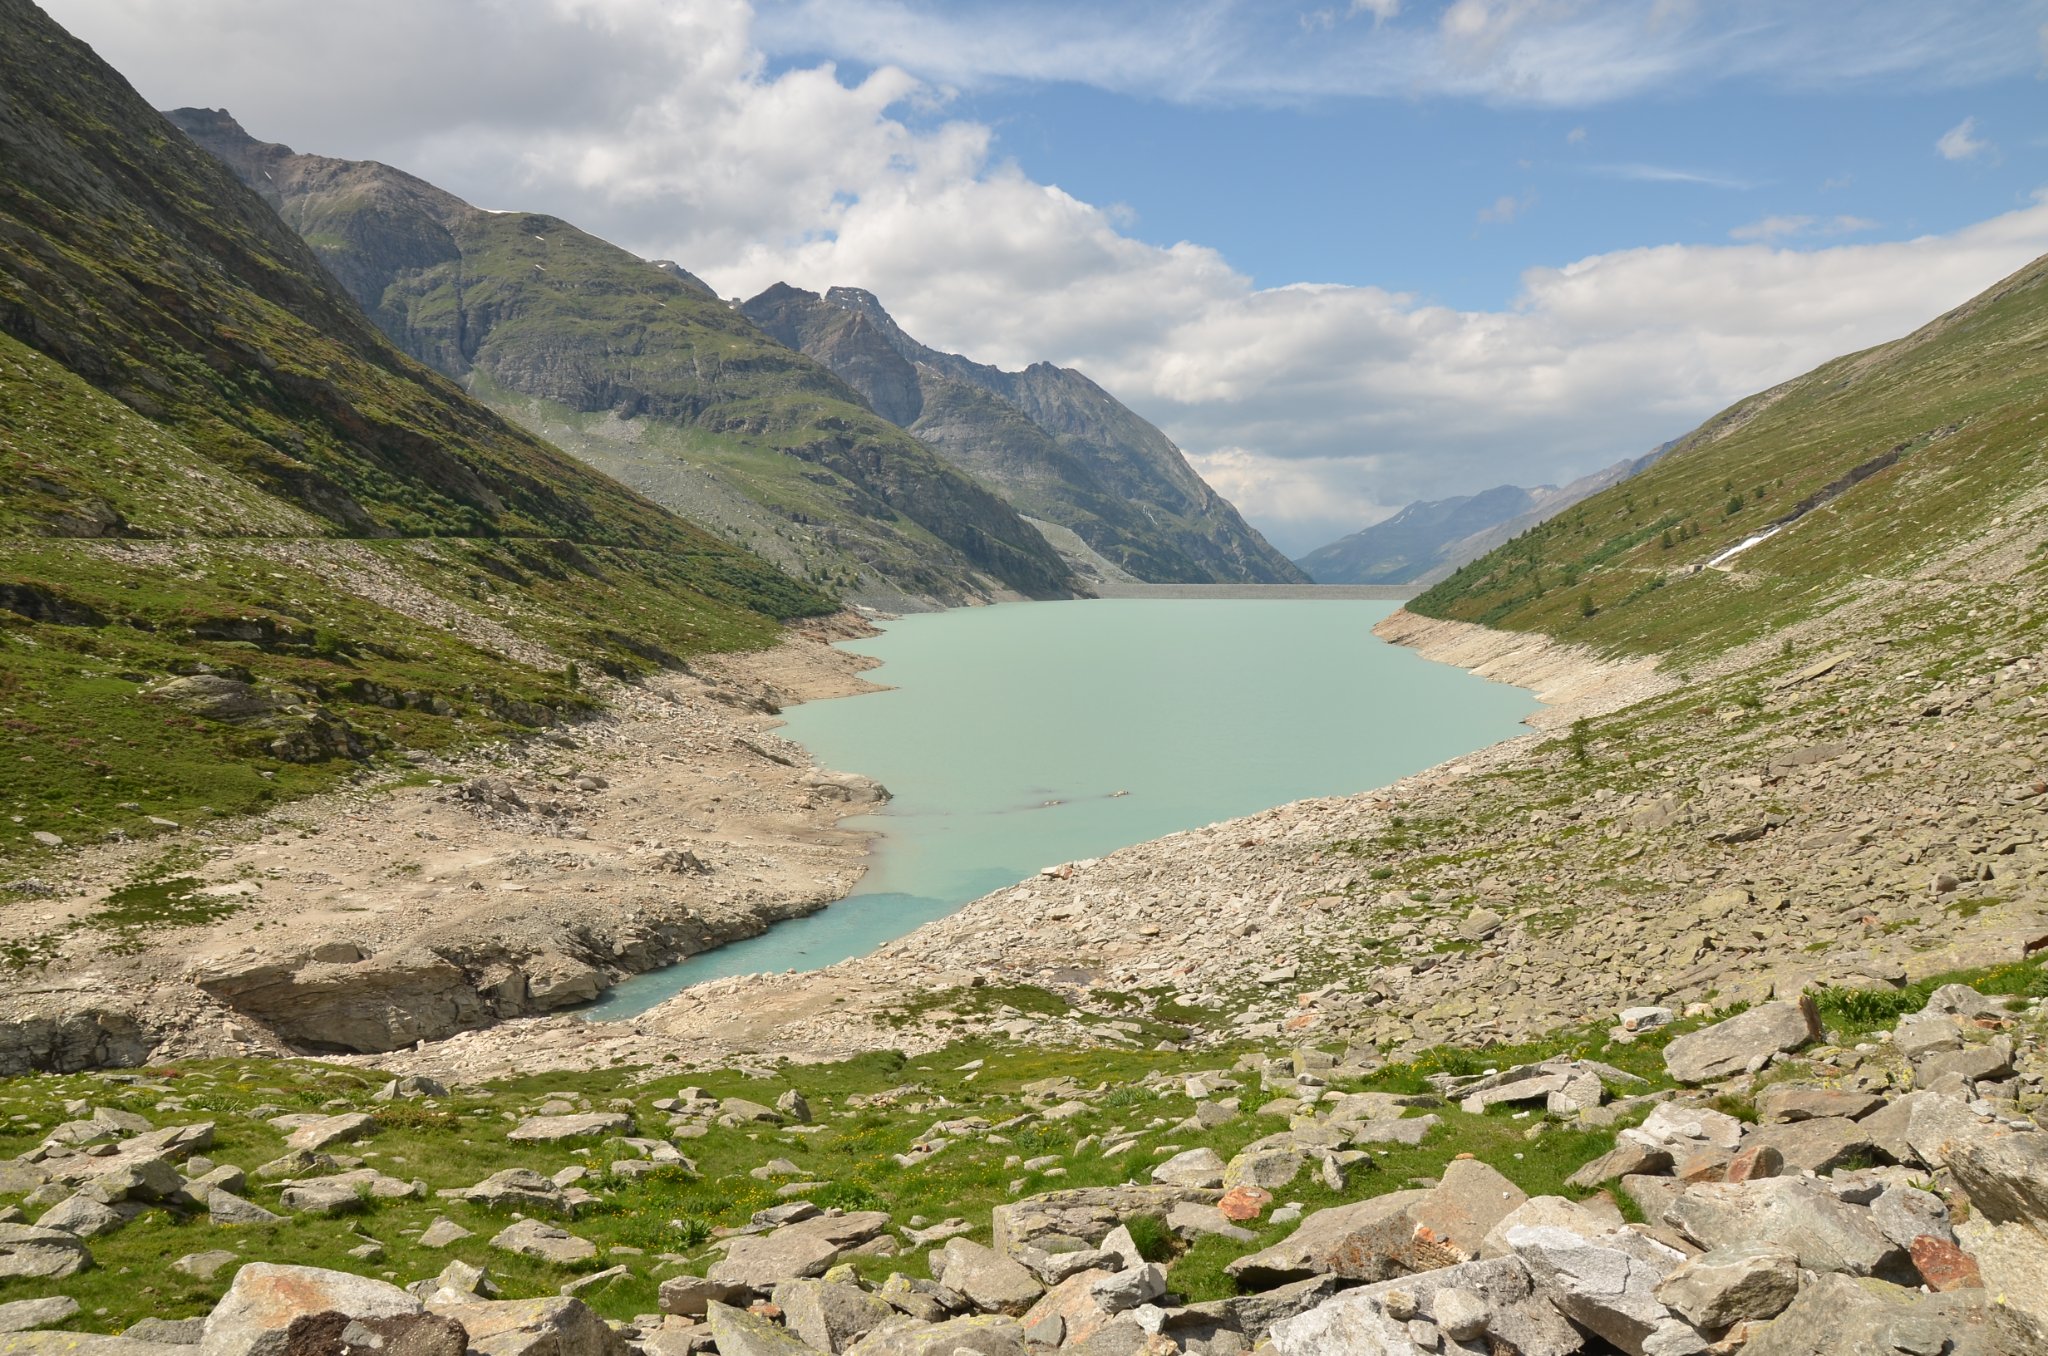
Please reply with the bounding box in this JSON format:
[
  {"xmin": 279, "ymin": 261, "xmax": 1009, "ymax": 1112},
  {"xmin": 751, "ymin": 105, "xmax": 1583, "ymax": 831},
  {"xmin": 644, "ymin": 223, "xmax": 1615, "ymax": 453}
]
[
  {"xmin": 1295, "ymin": 446, "xmax": 1673, "ymax": 586},
  {"xmin": 742, "ymin": 285, "xmax": 1306, "ymax": 586},
  {"xmin": 165, "ymin": 111, "xmax": 1299, "ymax": 598}
]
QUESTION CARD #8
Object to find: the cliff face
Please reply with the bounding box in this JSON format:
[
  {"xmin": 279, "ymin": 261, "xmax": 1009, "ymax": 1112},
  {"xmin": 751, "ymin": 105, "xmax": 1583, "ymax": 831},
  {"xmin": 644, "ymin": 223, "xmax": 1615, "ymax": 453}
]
[
  {"xmin": 165, "ymin": 109, "xmax": 1077, "ymax": 606},
  {"xmin": 743, "ymin": 283, "xmax": 1310, "ymax": 586}
]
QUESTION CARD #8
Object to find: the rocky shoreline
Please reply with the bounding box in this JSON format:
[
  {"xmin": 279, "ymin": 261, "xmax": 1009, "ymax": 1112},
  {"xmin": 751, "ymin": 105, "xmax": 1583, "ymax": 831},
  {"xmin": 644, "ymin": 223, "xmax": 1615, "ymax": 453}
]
[{"xmin": 0, "ymin": 613, "xmax": 893, "ymax": 1075}]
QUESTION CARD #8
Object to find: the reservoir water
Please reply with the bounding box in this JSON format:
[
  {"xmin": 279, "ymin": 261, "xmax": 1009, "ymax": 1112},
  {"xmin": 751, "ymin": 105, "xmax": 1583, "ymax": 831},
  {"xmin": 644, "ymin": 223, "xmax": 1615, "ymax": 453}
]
[{"xmin": 587, "ymin": 598, "xmax": 1536, "ymax": 1019}]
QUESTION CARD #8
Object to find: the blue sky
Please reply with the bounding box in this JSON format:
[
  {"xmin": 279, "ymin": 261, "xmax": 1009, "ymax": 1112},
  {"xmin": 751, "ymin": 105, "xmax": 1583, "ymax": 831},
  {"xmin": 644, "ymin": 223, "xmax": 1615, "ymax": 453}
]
[{"xmin": 47, "ymin": 0, "xmax": 2048, "ymax": 552}]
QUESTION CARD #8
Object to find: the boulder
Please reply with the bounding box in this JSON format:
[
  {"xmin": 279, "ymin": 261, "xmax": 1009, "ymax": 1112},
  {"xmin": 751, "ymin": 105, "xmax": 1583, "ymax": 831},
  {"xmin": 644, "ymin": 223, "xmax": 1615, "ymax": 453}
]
[
  {"xmin": 38, "ymin": 1192, "xmax": 137, "ymax": 1238},
  {"xmin": 1941, "ymin": 1125, "xmax": 2048, "ymax": 1230},
  {"xmin": 279, "ymin": 1114, "xmax": 376, "ymax": 1153},
  {"xmin": 1661, "ymin": 1000, "xmax": 1819, "ymax": 1084},
  {"xmin": 1740, "ymin": 1117, "xmax": 1875, "ymax": 1175},
  {"xmin": 1665, "ymin": 1178, "xmax": 1903, "ymax": 1277},
  {"xmin": 1221, "ymin": 1146, "xmax": 1306, "ymax": 1192},
  {"xmin": 1150, "ymin": 1148, "xmax": 1226, "ymax": 1189},
  {"xmin": 1654, "ymin": 1244, "xmax": 1800, "ymax": 1329},
  {"xmin": 1224, "ymin": 1190, "xmax": 1430, "ymax": 1288},
  {"xmin": 991, "ymin": 1187, "xmax": 1216, "ymax": 1257},
  {"xmin": 441, "ymin": 1169, "xmax": 570, "ymax": 1215},
  {"xmin": 426, "ymin": 1297, "xmax": 623, "ymax": 1356},
  {"xmin": 279, "ymin": 1170, "xmax": 419, "ymax": 1216},
  {"xmin": 1408, "ymin": 1159, "xmax": 1529, "ymax": 1265},
  {"xmin": 1507, "ymin": 1223, "xmax": 1683, "ymax": 1356},
  {"xmin": 1017, "ymin": 1270, "xmax": 1118, "ymax": 1350},
  {"xmin": 657, "ymin": 1275, "xmax": 746, "ymax": 1319},
  {"xmin": 1740, "ymin": 1272, "xmax": 1997, "ymax": 1356},
  {"xmin": 771, "ymin": 1279, "xmax": 894, "ymax": 1353},
  {"xmin": 708, "ymin": 1211, "xmax": 891, "ymax": 1290},
  {"xmin": 842, "ymin": 1314, "xmax": 1026, "ymax": 1355},
  {"xmin": 0, "ymin": 1298, "xmax": 80, "ymax": 1334},
  {"xmin": 488, "ymin": 1220, "xmax": 598, "ymax": 1265},
  {"xmin": 0, "ymin": 1223, "xmax": 90, "ymax": 1279},
  {"xmin": 202, "ymin": 1264, "xmax": 422, "ymax": 1356},
  {"xmin": 1268, "ymin": 1256, "xmax": 1581, "ymax": 1356},
  {"xmin": 1479, "ymin": 1194, "xmax": 1625, "ymax": 1260},
  {"xmin": 703, "ymin": 1302, "xmax": 810, "ymax": 1355},
  {"xmin": 195, "ymin": 950, "xmax": 487, "ymax": 1054},
  {"xmin": 938, "ymin": 1238, "xmax": 1044, "ymax": 1316},
  {"xmin": 1088, "ymin": 1264, "xmax": 1165, "ymax": 1316},
  {"xmin": 506, "ymin": 1113, "xmax": 632, "ymax": 1143}
]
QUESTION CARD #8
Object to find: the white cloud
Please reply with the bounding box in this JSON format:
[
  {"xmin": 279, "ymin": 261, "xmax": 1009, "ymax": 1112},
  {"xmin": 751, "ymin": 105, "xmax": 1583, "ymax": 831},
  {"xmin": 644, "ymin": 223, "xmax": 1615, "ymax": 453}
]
[
  {"xmin": 1589, "ymin": 162, "xmax": 1751, "ymax": 189},
  {"xmin": 1477, "ymin": 191, "xmax": 1537, "ymax": 225},
  {"xmin": 1937, "ymin": 115, "xmax": 1991, "ymax": 160},
  {"xmin": 37, "ymin": 0, "xmax": 2048, "ymax": 555},
  {"xmin": 1728, "ymin": 213, "xmax": 1879, "ymax": 242},
  {"xmin": 1566, "ymin": 125, "xmax": 1588, "ymax": 144}
]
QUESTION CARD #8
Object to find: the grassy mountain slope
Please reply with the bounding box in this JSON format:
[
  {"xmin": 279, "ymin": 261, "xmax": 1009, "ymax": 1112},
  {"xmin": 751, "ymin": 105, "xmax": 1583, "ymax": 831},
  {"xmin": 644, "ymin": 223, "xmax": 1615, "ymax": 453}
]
[
  {"xmin": 165, "ymin": 110, "xmax": 1075, "ymax": 606},
  {"xmin": 1412, "ymin": 253, "xmax": 2048, "ymax": 661},
  {"xmin": 743, "ymin": 284, "xmax": 1309, "ymax": 585},
  {"xmin": 0, "ymin": 0, "xmax": 832, "ymax": 868}
]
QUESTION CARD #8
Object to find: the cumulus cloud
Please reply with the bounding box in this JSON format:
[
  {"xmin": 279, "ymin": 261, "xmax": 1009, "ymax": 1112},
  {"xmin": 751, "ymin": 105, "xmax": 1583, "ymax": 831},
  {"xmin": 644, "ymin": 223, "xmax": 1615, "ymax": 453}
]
[
  {"xmin": 38, "ymin": 0, "xmax": 2048, "ymax": 555},
  {"xmin": 1937, "ymin": 115, "xmax": 1992, "ymax": 160}
]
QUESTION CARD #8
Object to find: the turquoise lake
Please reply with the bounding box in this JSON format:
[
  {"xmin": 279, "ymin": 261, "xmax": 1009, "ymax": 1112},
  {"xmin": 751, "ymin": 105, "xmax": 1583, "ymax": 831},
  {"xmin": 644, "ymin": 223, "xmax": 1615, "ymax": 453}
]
[{"xmin": 587, "ymin": 598, "xmax": 1537, "ymax": 1018}]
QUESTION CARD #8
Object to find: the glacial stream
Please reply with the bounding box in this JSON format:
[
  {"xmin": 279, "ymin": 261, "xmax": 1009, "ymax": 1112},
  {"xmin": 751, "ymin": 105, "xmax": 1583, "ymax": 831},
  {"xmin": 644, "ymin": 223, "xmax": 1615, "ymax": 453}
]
[{"xmin": 586, "ymin": 598, "xmax": 1537, "ymax": 1018}]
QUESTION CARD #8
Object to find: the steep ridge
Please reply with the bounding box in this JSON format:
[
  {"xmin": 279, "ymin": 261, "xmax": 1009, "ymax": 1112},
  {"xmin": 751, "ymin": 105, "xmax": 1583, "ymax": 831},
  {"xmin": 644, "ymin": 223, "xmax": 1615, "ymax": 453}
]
[
  {"xmin": 163, "ymin": 109, "xmax": 1076, "ymax": 607},
  {"xmin": 743, "ymin": 283, "xmax": 1309, "ymax": 585},
  {"xmin": 1298, "ymin": 446, "xmax": 1673, "ymax": 586},
  {"xmin": 0, "ymin": 0, "xmax": 831, "ymax": 865},
  {"xmin": 1411, "ymin": 252, "xmax": 2048, "ymax": 660}
]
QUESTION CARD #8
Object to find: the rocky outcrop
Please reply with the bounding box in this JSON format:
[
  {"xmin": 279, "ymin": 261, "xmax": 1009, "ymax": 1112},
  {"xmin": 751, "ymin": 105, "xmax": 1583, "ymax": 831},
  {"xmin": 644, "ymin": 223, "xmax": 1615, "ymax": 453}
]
[{"xmin": 196, "ymin": 950, "xmax": 489, "ymax": 1054}]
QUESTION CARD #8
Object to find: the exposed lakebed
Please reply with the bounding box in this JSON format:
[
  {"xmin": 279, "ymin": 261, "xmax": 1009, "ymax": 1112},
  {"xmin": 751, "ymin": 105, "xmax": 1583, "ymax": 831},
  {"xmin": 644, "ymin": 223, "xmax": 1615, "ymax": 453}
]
[{"xmin": 588, "ymin": 598, "xmax": 1537, "ymax": 1017}]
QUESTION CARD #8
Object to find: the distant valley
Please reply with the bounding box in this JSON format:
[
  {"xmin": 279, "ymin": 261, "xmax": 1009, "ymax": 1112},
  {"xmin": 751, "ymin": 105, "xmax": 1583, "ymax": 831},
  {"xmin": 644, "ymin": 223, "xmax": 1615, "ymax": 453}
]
[{"xmin": 1295, "ymin": 444, "xmax": 1674, "ymax": 585}]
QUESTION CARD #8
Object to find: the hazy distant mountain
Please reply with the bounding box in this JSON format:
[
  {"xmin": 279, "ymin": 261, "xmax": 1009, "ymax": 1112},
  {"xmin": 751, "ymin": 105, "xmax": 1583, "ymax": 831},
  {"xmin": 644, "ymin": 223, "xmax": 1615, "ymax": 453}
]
[
  {"xmin": 164, "ymin": 109, "xmax": 1076, "ymax": 607},
  {"xmin": 1296, "ymin": 447, "xmax": 1675, "ymax": 586},
  {"xmin": 743, "ymin": 284, "xmax": 1309, "ymax": 586}
]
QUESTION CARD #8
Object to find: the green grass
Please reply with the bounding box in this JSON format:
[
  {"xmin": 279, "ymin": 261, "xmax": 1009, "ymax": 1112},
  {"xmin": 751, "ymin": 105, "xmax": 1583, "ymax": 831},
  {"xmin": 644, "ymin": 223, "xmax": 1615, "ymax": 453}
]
[{"xmin": 1807, "ymin": 955, "xmax": 2048, "ymax": 1039}]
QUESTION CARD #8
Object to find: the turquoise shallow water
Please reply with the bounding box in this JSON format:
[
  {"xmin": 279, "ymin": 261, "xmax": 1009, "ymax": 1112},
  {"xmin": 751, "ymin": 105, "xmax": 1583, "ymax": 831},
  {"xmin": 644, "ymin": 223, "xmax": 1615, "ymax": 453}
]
[{"xmin": 586, "ymin": 598, "xmax": 1536, "ymax": 1019}]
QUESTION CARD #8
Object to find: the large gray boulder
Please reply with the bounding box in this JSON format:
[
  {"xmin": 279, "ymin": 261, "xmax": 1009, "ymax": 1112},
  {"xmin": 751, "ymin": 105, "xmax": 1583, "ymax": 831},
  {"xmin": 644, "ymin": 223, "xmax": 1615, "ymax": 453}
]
[
  {"xmin": 1224, "ymin": 1190, "xmax": 1430, "ymax": 1288},
  {"xmin": 1268, "ymin": 1257, "xmax": 1580, "ymax": 1356},
  {"xmin": 506, "ymin": 1113, "xmax": 632, "ymax": 1143},
  {"xmin": 1507, "ymin": 1224, "xmax": 1683, "ymax": 1356},
  {"xmin": 202, "ymin": 1263, "xmax": 422, "ymax": 1356},
  {"xmin": 991, "ymin": 1186, "xmax": 1217, "ymax": 1257},
  {"xmin": 0, "ymin": 1298, "xmax": 80, "ymax": 1334},
  {"xmin": 771, "ymin": 1279, "xmax": 894, "ymax": 1353},
  {"xmin": 842, "ymin": 1314, "xmax": 1027, "ymax": 1355},
  {"xmin": 0, "ymin": 1338, "xmax": 190, "ymax": 1356},
  {"xmin": 1655, "ymin": 1244, "xmax": 1800, "ymax": 1330},
  {"xmin": 702, "ymin": 1302, "xmax": 811, "ymax": 1356},
  {"xmin": 487, "ymin": 1220, "xmax": 598, "ymax": 1265},
  {"xmin": 0, "ymin": 1224, "xmax": 90, "ymax": 1279},
  {"xmin": 1740, "ymin": 1272, "xmax": 1998, "ymax": 1356},
  {"xmin": 1665, "ymin": 1178, "xmax": 1903, "ymax": 1278},
  {"xmin": 938, "ymin": 1238, "xmax": 1044, "ymax": 1316},
  {"xmin": 195, "ymin": 950, "xmax": 487, "ymax": 1054},
  {"xmin": 1150, "ymin": 1148, "xmax": 1226, "ymax": 1189},
  {"xmin": 441, "ymin": 1169, "xmax": 572, "ymax": 1215},
  {"xmin": 708, "ymin": 1211, "xmax": 891, "ymax": 1290},
  {"xmin": 1661, "ymin": 1000, "xmax": 1820, "ymax": 1084},
  {"xmin": 1941, "ymin": 1126, "xmax": 2048, "ymax": 1230},
  {"xmin": 427, "ymin": 1297, "xmax": 623, "ymax": 1356}
]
